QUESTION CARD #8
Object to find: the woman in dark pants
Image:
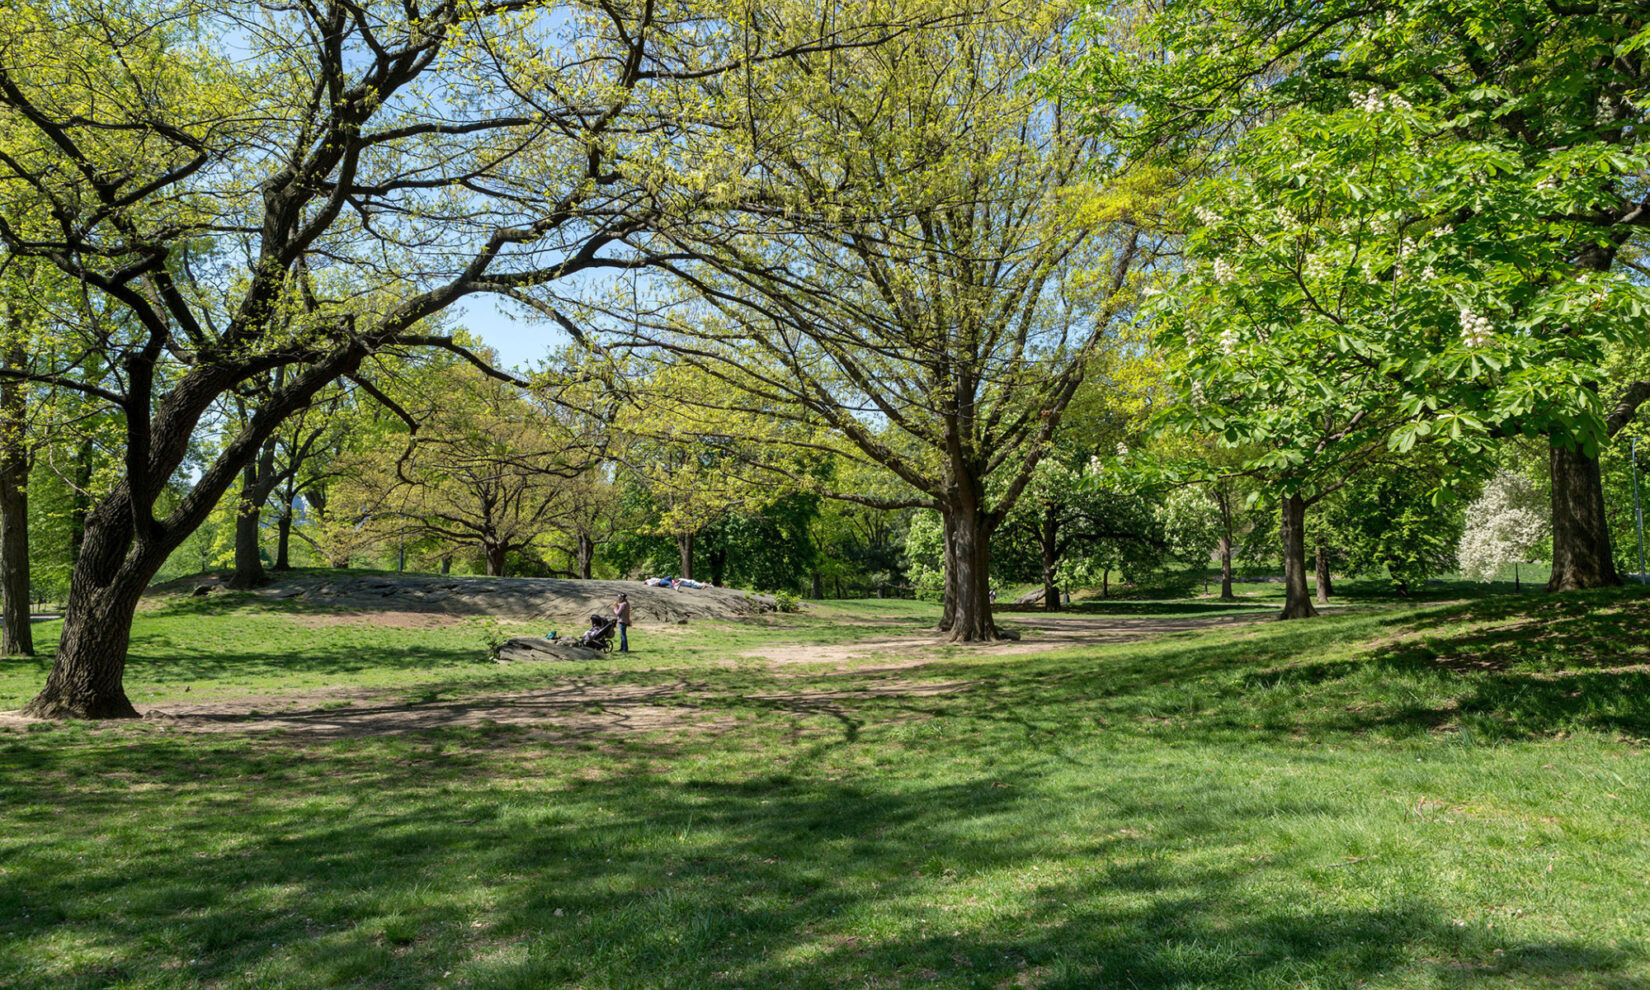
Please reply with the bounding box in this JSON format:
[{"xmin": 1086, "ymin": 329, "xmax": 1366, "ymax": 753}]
[{"xmin": 613, "ymin": 594, "xmax": 631, "ymax": 653}]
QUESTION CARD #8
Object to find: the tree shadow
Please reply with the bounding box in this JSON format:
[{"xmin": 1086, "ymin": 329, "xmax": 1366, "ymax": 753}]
[
  {"xmin": 1221, "ymin": 588, "xmax": 1650, "ymax": 740},
  {"xmin": 4, "ymin": 734, "xmax": 1640, "ymax": 989},
  {"xmin": 1051, "ymin": 599, "xmax": 1277, "ymax": 618}
]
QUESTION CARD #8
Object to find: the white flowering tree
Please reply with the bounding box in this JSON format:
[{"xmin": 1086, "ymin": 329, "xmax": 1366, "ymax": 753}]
[
  {"xmin": 1136, "ymin": 122, "xmax": 1509, "ymax": 617},
  {"xmin": 1073, "ymin": 2, "xmax": 1650, "ymax": 616},
  {"xmin": 1068, "ymin": 0, "xmax": 1650, "ymax": 602},
  {"xmin": 1458, "ymin": 471, "xmax": 1551, "ymax": 585}
]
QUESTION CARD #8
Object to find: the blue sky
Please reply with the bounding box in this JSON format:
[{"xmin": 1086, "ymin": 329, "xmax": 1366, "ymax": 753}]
[{"xmin": 451, "ymin": 296, "xmax": 575, "ymax": 372}]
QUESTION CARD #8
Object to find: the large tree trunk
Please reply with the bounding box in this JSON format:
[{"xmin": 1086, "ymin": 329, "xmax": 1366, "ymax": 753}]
[
  {"xmin": 942, "ymin": 500, "xmax": 999, "ymax": 642},
  {"xmin": 227, "ymin": 488, "xmax": 267, "ymax": 590},
  {"xmin": 677, "ymin": 531, "xmax": 695, "ymax": 581},
  {"xmin": 1216, "ymin": 491, "xmax": 1235, "ymax": 601},
  {"xmin": 21, "ymin": 495, "xmax": 160, "ymax": 719},
  {"xmin": 484, "ymin": 541, "xmax": 507, "ymax": 577},
  {"xmin": 937, "ymin": 511, "xmax": 958, "ymax": 632},
  {"xmin": 273, "ymin": 504, "xmax": 293, "ymax": 571},
  {"xmin": 1279, "ymin": 494, "xmax": 1318, "ymax": 619},
  {"xmin": 576, "ymin": 533, "xmax": 594, "ymax": 579},
  {"xmin": 1547, "ymin": 442, "xmax": 1621, "ymax": 591},
  {"xmin": 709, "ymin": 544, "xmax": 726, "ymax": 587},
  {"xmin": 1315, "ymin": 544, "xmax": 1332, "ymax": 604},
  {"xmin": 1040, "ymin": 502, "xmax": 1061, "ymax": 611},
  {"xmin": 228, "ymin": 435, "xmax": 279, "ymax": 590},
  {"xmin": 0, "ymin": 344, "xmax": 32, "ymax": 656},
  {"xmin": 21, "ymin": 584, "xmax": 144, "ymax": 718},
  {"xmin": 0, "ymin": 468, "xmax": 30, "ymax": 657},
  {"xmin": 22, "ymin": 592, "xmax": 145, "ymax": 717},
  {"xmin": 811, "ymin": 569, "xmax": 823, "ymax": 599},
  {"xmin": 24, "ymin": 341, "xmax": 370, "ymax": 720}
]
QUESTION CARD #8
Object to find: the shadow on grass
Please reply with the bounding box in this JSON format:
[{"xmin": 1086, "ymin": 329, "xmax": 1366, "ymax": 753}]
[
  {"xmin": 120, "ymin": 638, "xmax": 492, "ymax": 685},
  {"xmin": 913, "ymin": 588, "xmax": 1650, "ymax": 746},
  {"xmin": 1217, "ymin": 589, "xmax": 1650, "ymax": 739},
  {"xmin": 1011, "ymin": 599, "xmax": 1277, "ymax": 618},
  {"xmin": 2, "ymin": 734, "xmax": 1636, "ymax": 989}
]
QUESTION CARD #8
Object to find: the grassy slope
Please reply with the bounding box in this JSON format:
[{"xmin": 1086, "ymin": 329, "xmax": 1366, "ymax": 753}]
[{"xmin": 1, "ymin": 589, "xmax": 1648, "ymax": 989}]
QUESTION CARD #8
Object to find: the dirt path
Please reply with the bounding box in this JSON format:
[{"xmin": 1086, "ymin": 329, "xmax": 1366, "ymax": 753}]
[
  {"xmin": 0, "ymin": 675, "xmax": 967, "ymax": 740},
  {"xmin": 748, "ymin": 608, "xmax": 1273, "ymax": 668},
  {"xmin": 1, "ymin": 608, "xmax": 1269, "ymax": 740}
]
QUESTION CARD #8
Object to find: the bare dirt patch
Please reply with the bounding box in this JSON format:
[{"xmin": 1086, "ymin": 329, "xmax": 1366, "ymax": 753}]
[
  {"xmin": 0, "ymin": 675, "xmax": 969, "ymax": 741},
  {"xmin": 96, "ymin": 680, "xmax": 711, "ymax": 740},
  {"xmin": 1, "ymin": 605, "xmax": 1258, "ymax": 743},
  {"xmin": 748, "ymin": 609, "xmax": 1274, "ymax": 669}
]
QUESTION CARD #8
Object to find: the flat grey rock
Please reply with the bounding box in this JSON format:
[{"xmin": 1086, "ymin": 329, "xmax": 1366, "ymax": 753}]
[
  {"xmin": 494, "ymin": 637, "xmax": 603, "ymax": 663},
  {"xmin": 152, "ymin": 573, "xmax": 776, "ymax": 623}
]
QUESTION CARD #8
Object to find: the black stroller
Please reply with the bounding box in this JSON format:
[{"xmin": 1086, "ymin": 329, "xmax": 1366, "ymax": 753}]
[{"xmin": 579, "ymin": 613, "xmax": 619, "ymax": 652}]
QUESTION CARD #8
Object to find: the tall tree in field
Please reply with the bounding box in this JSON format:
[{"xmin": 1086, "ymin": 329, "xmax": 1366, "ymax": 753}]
[
  {"xmin": 612, "ymin": 363, "xmax": 797, "ymax": 581},
  {"xmin": 1134, "ymin": 119, "xmax": 1535, "ymax": 617},
  {"xmin": 267, "ymin": 387, "xmax": 351, "ymax": 572},
  {"xmin": 546, "ymin": 466, "xmax": 626, "ymax": 578},
  {"xmin": 0, "ymin": 0, "xmax": 906, "ymax": 717},
  {"xmin": 1067, "ymin": 0, "xmax": 1650, "ymax": 593},
  {"xmin": 349, "ymin": 364, "xmax": 596, "ymax": 576},
  {"xmin": 610, "ymin": 0, "xmax": 1149, "ymax": 639}
]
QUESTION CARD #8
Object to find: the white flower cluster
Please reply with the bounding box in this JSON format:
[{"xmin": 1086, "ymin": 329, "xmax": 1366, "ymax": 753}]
[
  {"xmin": 1458, "ymin": 307, "xmax": 1494, "ymax": 348},
  {"xmin": 1218, "ymin": 327, "xmax": 1240, "ymax": 355},
  {"xmin": 1192, "ymin": 204, "xmax": 1223, "ymax": 225},
  {"xmin": 1212, "ymin": 258, "xmax": 1235, "ymax": 284},
  {"xmin": 1393, "ymin": 238, "xmax": 1423, "ymax": 279},
  {"xmin": 1596, "ymin": 93, "xmax": 1616, "ymax": 124},
  {"xmin": 1536, "ymin": 175, "xmax": 1559, "ymax": 191},
  {"xmin": 1188, "ymin": 381, "xmax": 1207, "ymax": 406},
  {"xmin": 1304, "ymin": 253, "xmax": 1330, "ymax": 283},
  {"xmin": 1457, "ymin": 471, "xmax": 1549, "ymax": 581},
  {"xmin": 1351, "ymin": 87, "xmax": 1411, "ymax": 113},
  {"xmin": 1116, "ymin": 442, "xmax": 1130, "ymax": 458}
]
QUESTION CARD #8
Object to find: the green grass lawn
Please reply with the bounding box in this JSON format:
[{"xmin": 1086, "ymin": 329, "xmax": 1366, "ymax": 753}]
[{"xmin": 3, "ymin": 589, "xmax": 1649, "ymax": 988}]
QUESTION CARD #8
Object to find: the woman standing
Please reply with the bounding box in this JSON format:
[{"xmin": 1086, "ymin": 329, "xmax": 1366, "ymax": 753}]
[{"xmin": 613, "ymin": 594, "xmax": 631, "ymax": 653}]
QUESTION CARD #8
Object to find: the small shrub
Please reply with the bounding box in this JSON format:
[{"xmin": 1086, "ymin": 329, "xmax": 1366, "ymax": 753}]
[
  {"xmin": 772, "ymin": 590, "xmax": 802, "ymax": 612},
  {"xmin": 478, "ymin": 617, "xmax": 507, "ymax": 658}
]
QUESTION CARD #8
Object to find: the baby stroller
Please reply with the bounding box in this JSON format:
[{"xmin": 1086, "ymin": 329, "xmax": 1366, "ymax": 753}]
[{"xmin": 579, "ymin": 613, "xmax": 619, "ymax": 652}]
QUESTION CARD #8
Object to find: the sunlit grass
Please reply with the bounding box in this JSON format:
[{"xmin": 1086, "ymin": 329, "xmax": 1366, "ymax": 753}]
[{"xmin": 2, "ymin": 587, "xmax": 1649, "ymax": 988}]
